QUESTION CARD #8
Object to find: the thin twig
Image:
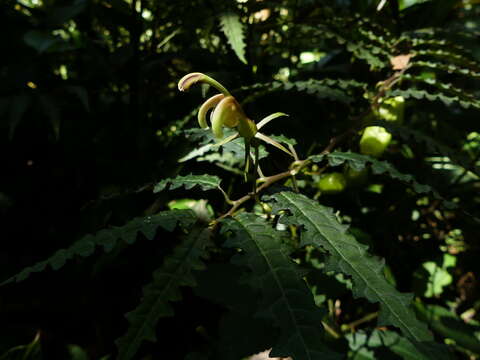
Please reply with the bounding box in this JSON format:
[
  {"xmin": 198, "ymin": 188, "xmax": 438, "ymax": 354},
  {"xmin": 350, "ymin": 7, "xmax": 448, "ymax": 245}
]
[{"xmin": 346, "ymin": 311, "xmax": 379, "ymax": 331}]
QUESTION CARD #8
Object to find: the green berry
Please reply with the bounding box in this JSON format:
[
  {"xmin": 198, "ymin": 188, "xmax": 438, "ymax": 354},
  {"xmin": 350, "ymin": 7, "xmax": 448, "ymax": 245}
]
[
  {"xmin": 359, "ymin": 126, "xmax": 392, "ymax": 158},
  {"xmin": 316, "ymin": 172, "xmax": 347, "ymax": 194}
]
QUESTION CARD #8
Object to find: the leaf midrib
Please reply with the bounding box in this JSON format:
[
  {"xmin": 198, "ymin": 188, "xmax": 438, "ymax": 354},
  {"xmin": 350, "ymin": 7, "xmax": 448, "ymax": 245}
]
[
  {"xmin": 236, "ymin": 219, "xmax": 312, "ymax": 360},
  {"xmin": 280, "ymin": 192, "xmax": 425, "ymax": 342}
]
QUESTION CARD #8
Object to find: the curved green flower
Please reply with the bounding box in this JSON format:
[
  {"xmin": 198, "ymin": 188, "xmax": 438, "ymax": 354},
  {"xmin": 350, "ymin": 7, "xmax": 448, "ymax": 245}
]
[{"xmin": 178, "ymin": 72, "xmax": 295, "ymax": 186}]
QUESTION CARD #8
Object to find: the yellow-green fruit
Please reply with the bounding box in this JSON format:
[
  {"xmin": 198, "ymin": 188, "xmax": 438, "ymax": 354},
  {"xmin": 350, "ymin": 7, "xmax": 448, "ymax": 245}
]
[
  {"xmin": 359, "ymin": 126, "xmax": 392, "ymax": 158},
  {"xmin": 316, "ymin": 172, "xmax": 347, "ymax": 194}
]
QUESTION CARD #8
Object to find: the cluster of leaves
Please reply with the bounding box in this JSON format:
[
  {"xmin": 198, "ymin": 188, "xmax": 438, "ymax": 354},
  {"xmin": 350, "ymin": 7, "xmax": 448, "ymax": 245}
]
[{"xmin": 1, "ymin": 0, "xmax": 479, "ymax": 359}]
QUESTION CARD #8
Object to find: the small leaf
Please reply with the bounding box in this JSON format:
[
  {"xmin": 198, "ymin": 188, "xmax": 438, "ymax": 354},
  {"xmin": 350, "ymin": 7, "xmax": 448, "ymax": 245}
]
[
  {"xmin": 64, "ymin": 85, "xmax": 90, "ymax": 112},
  {"xmin": 8, "ymin": 94, "xmax": 31, "ymax": 139},
  {"xmin": 153, "ymin": 174, "xmax": 221, "ymax": 193},
  {"xmin": 39, "ymin": 94, "xmax": 61, "ymax": 139},
  {"xmin": 1, "ymin": 210, "xmax": 197, "ymax": 286},
  {"xmin": 268, "ymin": 134, "xmax": 297, "ymax": 146},
  {"xmin": 415, "ymin": 303, "xmax": 480, "ymax": 354},
  {"xmin": 23, "ymin": 30, "xmax": 64, "ymax": 53},
  {"xmin": 219, "ymin": 12, "xmax": 247, "ymax": 64},
  {"xmin": 346, "ymin": 329, "xmax": 441, "ymax": 360}
]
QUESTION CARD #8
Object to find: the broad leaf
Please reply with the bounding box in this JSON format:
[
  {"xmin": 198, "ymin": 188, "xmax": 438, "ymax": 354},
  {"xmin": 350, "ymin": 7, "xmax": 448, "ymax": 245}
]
[
  {"xmin": 115, "ymin": 227, "xmax": 212, "ymax": 360},
  {"xmin": 222, "ymin": 213, "xmax": 341, "ymax": 360},
  {"xmin": 268, "ymin": 192, "xmax": 434, "ymax": 344}
]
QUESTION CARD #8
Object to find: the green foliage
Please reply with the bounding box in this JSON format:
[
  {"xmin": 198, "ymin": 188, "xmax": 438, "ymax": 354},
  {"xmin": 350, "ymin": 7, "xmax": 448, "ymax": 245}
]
[
  {"xmin": 346, "ymin": 329, "xmax": 430, "ymax": 360},
  {"xmin": 154, "ymin": 174, "xmax": 222, "ymax": 193},
  {"xmin": 2, "ymin": 1, "xmax": 480, "ymax": 359},
  {"xmin": 2, "ymin": 210, "xmax": 196, "ymax": 285},
  {"xmin": 222, "ymin": 213, "xmax": 340, "ymax": 359},
  {"xmin": 387, "ymin": 88, "xmax": 480, "ymax": 110},
  {"xmin": 115, "ymin": 227, "xmax": 212, "ymax": 360},
  {"xmin": 310, "ymin": 152, "xmax": 455, "ymax": 207},
  {"xmin": 268, "ymin": 192, "xmax": 432, "ymax": 343},
  {"xmin": 219, "ymin": 12, "xmax": 247, "ymax": 64}
]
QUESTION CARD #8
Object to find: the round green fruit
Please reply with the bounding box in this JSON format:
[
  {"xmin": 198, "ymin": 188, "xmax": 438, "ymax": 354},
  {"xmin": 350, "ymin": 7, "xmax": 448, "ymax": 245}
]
[
  {"xmin": 316, "ymin": 172, "xmax": 347, "ymax": 194},
  {"xmin": 359, "ymin": 126, "xmax": 392, "ymax": 158}
]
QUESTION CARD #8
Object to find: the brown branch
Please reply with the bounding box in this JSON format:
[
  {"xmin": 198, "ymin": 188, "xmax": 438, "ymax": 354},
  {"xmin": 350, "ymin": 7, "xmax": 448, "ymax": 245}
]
[{"xmin": 215, "ymin": 169, "xmax": 294, "ymax": 222}]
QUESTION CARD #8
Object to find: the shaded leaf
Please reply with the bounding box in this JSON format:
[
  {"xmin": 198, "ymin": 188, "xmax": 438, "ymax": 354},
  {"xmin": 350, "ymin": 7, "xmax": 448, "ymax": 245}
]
[
  {"xmin": 222, "ymin": 213, "xmax": 341, "ymax": 360},
  {"xmin": 153, "ymin": 174, "xmax": 222, "ymax": 193},
  {"xmin": 8, "ymin": 94, "xmax": 31, "ymax": 139},
  {"xmin": 310, "ymin": 151, "xmax": 456, "ymax": 208},
  {"xmin": 2, "ymin": 210, "xmax": 197, "ymax": 285},
  {"xmin": 219, "ymin": 12, "xmax": 247, "ymax": 64},
  {"xmin": 268, "ymin": 192, "xmax": 434, "ymax": 345},
  {"xmin": 415, "ymin": 303, "xmax": 480, "ymax": 355},
  {"xmin": 115, "ymin": 227, "xmax": 212, "ymax": 360}
]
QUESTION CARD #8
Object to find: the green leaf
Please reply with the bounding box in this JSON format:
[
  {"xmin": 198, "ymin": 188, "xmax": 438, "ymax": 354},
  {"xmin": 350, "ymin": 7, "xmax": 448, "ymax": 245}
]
[
  {"xmin": 222, "ymin": 213, "xmax": 341, "ymax": 360},
  {"xmin": 411, "ymin": 60, "xmax": 480, "ymax": 80},
  {"xmin": 372, "ymin": 121, "xmax": 480, "ymax": 179},
  {"xmin": 64, "ymin": 85, "xmax": 90, "ymax": 112},
  {"xmin": 115, "ymin": 227, "xmax": 212, "ymax": 360},
  {"xmin": 268, "ymin": 192, "xmax": 433, "ymax": 343},
  {"xmin": 415, "ymin": 303, "xmax": 480, "ymax": 355},
  {"xmin": 23, "ymin": 30, "xmax": 64, "ymax": 53},
  {"xmin": 67, "ymin": 345, "xmax": 89, "ymax": 360},
  {"xmin": 310, "ymin": 152, "xmax": 456, "ymax": 208},
  {"xmin": 194, "ymin": 263, "xmax": 276, "ymax": 360},
  {"xmin": 240, "ymin": 78, "xmax": 366, "ymax": 106},
  {"xmin": 45, "ymin": 0, "xmax": 87, "ymax": 26},
  {"xmin": 2, "ymin": 210, "xmax": 197, "ymax": 286},
  {"xmin": 387, "ymin": 88, "xmax": 480, "ymax": 109},
  {"xmin": 421, "ymin": 261, "xmax": 453, "ymax": 298},
  {"xmin": 346, "ymin": 329, "xmax": 439, "ymax": 360},
  {"xmin": 153, "ymin": 174, "xmax": 221, "ymax": 193},
  {"xmin": 219, "ymin": 12, "xmax": 247, "ymax": 64},
  {"xmin": 8, "ymin": 94, "xmax": 31, "ymax": 140},
  {"xmin": 268, "ymin": 134, "xmax": 298, "ymax": 146},
  {"xmin": 38, "ymin": 94, "xmax": 61, "ymax": 139}
]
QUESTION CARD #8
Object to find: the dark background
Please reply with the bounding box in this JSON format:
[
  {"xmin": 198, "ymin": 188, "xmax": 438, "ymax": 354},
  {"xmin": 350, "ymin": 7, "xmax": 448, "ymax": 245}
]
[{"xmin": 1, "ymin": 0, "xmax": 479, "ymax": 359}]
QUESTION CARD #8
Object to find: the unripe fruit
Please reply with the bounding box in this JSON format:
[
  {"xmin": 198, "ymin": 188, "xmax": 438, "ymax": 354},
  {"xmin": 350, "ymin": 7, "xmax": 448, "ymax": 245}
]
[
  {"xmin": 344, "ymin": 166, "xmax": 368, "ymax": 186},
  {"xmin": 359, "ymin": 96, "xmax": 405, "ymax": 158},
  {"xmin": 316, "ymin": 172, "xmax": 347, "ymax": 194},
  {"xmin": 359, "ymin": 126, "xmax": 392, "ymax": 158}
]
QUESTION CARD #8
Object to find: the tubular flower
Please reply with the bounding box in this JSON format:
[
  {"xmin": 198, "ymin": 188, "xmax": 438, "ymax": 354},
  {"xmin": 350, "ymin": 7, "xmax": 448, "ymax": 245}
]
[
  {"xmin": 178, "ymin": 72, "xmax": 256, "ymax": 140},
  {"xmin": 178, "ymin": 72, "xmax": 294, "ymax": 158}
]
